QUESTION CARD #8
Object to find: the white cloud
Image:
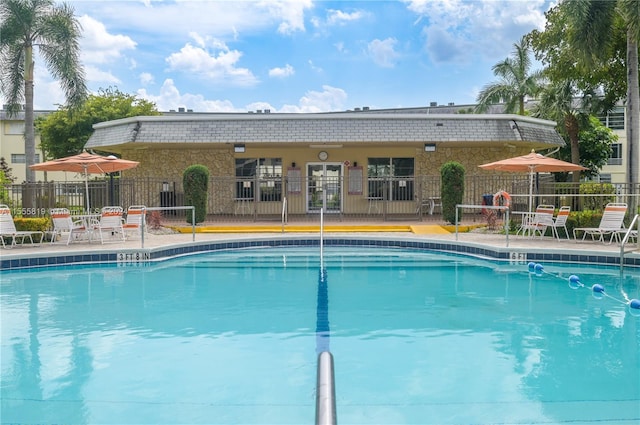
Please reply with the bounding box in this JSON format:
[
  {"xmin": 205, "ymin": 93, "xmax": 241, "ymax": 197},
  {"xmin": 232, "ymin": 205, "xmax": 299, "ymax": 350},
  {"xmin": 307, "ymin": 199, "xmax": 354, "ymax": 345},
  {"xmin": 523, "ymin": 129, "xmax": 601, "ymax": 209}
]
[
  {"xmin": 269, "ymin": 64, "xmax": 295, "ymax": 78},
  {"xmin": 165, "ymin": 35, "xmax": 258, "ymax": 87},
  {"xmin": 136, "ymin": 80, "xmax": 346, "ymax": 113},
  {"xmin": 403, "ymin": 0, "xmax": 550, "ymax": 63},
  {"xmin": 260, "ymin": 0, "xmax": 313, "ymax": 34},
  {"xmin": 326, "ymin": 9, "xmax": 365, "ymax": 26},
  {"xmin": 367, "ymin": 38, "xmax": 400, "ymax": 68},
  {"xmin": 136, "ymin": 79, "xmax": 240, "ymax": 112},
  {"xmin": 78, "ymin": 15, "xmax": 136, "ymax": 64},
  {"xmin": 279, "ymin": 85, "xmax": 347, "ymax": 113},
  {"xmin": 73, "ymin": 1, "xmax": 303, "ymax": 40},
  {"xmin": 85, "ymin": 66, "xmax": 121, "ymax": 85},
  {"xmin": 139, "ymin": 73, "xmax": 154, "ymax": 86}
]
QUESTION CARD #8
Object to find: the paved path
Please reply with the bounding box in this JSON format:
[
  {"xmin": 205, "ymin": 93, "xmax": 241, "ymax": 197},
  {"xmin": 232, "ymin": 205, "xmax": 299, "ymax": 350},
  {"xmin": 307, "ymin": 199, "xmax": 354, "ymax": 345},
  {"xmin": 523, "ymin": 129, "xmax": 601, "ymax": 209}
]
[{"xmin": 2, "ymin": 225, "xmax": 638, "ymax": 261}]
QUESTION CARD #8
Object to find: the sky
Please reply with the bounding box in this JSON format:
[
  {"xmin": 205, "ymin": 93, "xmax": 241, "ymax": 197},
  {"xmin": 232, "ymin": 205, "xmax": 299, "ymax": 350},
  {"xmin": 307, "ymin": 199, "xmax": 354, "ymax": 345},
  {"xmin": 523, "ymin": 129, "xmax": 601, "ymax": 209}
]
[{"xmin": 22, "ymin": 0, "xmax": 556, "ymax": 113}]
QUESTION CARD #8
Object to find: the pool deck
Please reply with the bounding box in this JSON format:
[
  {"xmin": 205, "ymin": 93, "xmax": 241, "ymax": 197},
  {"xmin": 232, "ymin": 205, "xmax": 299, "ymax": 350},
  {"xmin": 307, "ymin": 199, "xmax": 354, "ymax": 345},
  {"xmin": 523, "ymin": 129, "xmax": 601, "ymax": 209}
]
[{"xmin": 2, "ymin": 221, "xmax": 639, "ymax": 269}]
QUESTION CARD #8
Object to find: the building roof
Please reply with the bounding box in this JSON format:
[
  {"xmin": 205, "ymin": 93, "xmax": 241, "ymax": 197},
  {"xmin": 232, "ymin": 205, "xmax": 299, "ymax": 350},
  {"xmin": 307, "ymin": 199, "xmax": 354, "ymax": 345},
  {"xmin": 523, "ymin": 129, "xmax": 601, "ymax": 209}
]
[{"xmin": 85, "ymin": 112, "xmax": 564, "ymax": 150}]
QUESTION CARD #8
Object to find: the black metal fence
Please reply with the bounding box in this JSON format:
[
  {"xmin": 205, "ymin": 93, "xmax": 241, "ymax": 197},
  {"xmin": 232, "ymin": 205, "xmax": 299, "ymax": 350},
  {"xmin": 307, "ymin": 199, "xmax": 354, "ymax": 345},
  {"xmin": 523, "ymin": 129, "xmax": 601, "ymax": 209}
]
[{"xmin": 3, "ymin": 175, "xmax": 639, "ymax": 223}]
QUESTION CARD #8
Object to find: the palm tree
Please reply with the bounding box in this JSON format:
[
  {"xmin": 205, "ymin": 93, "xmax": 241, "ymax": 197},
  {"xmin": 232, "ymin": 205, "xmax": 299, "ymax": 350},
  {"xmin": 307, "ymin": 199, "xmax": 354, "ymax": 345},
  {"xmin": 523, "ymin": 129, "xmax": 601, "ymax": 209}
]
[
  {"xmin": 563, "ymin": 0, "xmax": 639, "ymax": 188},
  {"xmin": 0, "ymin": 0, "xmax": 87, "ymax": 186},
  {"xmin": 475, "ymin": 36, "xmax": 545, "ymax": 115},
  {"xmin": 532, "ymin": 80, "xmax": 594, "ymax": 182}
]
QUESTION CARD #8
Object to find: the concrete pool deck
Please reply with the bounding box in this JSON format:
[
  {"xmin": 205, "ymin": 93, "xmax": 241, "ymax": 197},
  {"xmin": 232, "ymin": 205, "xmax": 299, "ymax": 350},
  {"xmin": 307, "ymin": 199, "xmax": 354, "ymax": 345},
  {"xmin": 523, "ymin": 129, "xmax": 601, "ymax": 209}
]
[{"xmin": 2, "ymin": 222, "xmax": 639, "ymax": 270}]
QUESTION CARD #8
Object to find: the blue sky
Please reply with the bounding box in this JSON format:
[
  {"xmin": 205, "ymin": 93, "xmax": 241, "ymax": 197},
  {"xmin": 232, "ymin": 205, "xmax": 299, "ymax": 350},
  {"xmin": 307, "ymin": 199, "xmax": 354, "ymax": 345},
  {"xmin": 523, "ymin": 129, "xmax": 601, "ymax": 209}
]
[{"xmin": 28, "ymin": 0, "xmax": 555, "ymax": 113}]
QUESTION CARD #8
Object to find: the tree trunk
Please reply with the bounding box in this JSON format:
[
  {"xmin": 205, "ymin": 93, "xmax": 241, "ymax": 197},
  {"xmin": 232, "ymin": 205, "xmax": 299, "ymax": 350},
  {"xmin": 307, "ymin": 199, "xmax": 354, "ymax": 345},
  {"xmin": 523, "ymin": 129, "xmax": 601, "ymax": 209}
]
[
  {"xmin": 626, "ymin": 32, "xmax": 639, "ymax": 213},
  {"xmin": 23, "ymin": 45, "xmax": 36, "ymax": 213},
  {"xmin": 565, "ymin": 115, "xmax": 581, "ymax": 183},
  {"xmin": 24, "ymin": 45, "xmax": 35, "ymax": 183}
]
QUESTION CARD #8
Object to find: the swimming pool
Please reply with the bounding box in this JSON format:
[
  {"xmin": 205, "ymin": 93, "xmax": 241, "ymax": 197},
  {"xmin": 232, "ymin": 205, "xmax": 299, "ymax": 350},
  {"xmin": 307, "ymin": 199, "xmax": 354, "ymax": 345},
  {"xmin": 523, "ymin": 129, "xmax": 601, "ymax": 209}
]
[{"xmin": 2, "ymin": 247, "xmax": 639, "ymax": 424}]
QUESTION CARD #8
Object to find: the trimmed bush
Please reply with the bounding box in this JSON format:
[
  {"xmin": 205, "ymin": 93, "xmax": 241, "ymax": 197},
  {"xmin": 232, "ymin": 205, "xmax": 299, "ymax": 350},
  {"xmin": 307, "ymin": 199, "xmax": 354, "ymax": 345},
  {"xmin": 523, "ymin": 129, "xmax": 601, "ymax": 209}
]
[
  {"xmin": 183, "ymin": 165, "xmax": 210, "ymax": 224},
  {"xmin": 579, "ymin": 182, "xmax": 616, "ymax": 211},
  {"xmin": 440, "ymin": 161, "xmax": 465, "ymax": 224}
]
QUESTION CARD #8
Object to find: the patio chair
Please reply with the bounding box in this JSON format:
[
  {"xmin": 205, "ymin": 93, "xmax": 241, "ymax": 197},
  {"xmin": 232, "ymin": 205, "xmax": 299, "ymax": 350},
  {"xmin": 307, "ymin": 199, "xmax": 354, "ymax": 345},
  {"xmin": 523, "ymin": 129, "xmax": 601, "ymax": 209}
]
[
  {"xmin": 516, "ymin": 205, "xmax": 555, "ymax": 238},
  {"xmin": 0, "ymin": 204, "xmax": 44, "ymax": 248},
  {"xmin": 91, "ymin": 206, "xmax": 126, "ymax": 244},
  {"xmin": 123, "ymin": 205, "xmax": 146, "ymax": 239},
  {"xmin": 573, "ymin": 203, "xmax": 627, "ymax": 244},
  {"xmin": 50, "ymin": 208, "xmax": 91, "ymax": 245},
  {"xmin": 550, "ymin": 206, "xmax": 571, "ymax": 240}
]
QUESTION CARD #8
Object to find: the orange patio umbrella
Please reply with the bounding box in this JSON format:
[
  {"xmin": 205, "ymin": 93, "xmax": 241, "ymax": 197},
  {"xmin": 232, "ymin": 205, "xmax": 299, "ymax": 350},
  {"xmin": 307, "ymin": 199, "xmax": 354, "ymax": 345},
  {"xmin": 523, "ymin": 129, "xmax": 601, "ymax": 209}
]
[
  {"xmin": 479, "ymin": 150, "xmax": 587, "ymax": 212},
  {"xmin": 30, "ymin": 152, "xmax": 139, "ymax": 212}
]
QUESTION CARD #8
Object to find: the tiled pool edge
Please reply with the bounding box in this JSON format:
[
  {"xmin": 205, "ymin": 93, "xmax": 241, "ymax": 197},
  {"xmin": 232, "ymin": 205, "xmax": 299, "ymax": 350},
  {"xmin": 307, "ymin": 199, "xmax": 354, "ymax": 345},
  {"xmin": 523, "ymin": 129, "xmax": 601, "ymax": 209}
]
[{"xmin": 2, "ymin": 235, "xmax": 639, "ymax": 270}]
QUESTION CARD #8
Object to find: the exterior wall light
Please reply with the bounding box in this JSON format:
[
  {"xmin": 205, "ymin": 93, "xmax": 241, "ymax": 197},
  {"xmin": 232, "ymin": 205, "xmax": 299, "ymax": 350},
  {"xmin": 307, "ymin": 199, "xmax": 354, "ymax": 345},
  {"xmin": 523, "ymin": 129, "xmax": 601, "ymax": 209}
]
[
  {"xmin": 234, "ymin": 144, "xmax": 246, "ymax": 153},
  {"xmin": 424, "ymin": 144, "xmax": 436, "ymax": 152}
]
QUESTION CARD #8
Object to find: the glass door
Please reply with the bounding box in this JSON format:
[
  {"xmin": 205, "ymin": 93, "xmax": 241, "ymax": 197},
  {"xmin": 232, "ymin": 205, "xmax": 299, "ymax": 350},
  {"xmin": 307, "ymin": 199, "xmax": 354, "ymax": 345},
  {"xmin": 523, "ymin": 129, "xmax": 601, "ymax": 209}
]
[{"xmin": 307, "ymin": 163, "xmax": 342, "ymax": 213}]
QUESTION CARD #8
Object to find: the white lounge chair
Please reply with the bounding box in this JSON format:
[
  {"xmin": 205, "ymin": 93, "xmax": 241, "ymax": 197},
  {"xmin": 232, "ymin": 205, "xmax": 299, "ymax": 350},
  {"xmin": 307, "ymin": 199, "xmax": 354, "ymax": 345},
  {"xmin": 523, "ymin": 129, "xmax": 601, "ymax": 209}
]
[
  {"xmin": 0, "ymin": 204, "xmax": 44, "ymax": 248},
  {"xmin": 123, "ymin": 205, "xmax": 146, "ymax": 239},
  {"xmin": 50, "ymin": 208, "xmax": 91, "ymax": 245},
  {"xmin": 516, "ymin": 205, "xmax": 555, "ymax": 238},
  {"xmin": 550, "ymin": 206, "xmax": 571, "ymax": 240},
  {"xmin": 91, "ymin": 206, "xmax": 126, "ymax": 244},
  {"xmin": 573, "ymin": 203, "xmax": 627, "ymax": 244}
]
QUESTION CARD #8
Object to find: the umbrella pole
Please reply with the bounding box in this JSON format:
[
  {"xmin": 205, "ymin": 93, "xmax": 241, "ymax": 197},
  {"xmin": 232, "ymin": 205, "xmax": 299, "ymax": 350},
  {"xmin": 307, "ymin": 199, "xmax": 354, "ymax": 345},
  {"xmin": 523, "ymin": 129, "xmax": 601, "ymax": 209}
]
[
  {"xmin": 84, "ymin": 168, "xmax": 90, "ymax": 213},
  {"xmin": 528, "ymin": 170, "xmax": 534, "ymax": 212}
]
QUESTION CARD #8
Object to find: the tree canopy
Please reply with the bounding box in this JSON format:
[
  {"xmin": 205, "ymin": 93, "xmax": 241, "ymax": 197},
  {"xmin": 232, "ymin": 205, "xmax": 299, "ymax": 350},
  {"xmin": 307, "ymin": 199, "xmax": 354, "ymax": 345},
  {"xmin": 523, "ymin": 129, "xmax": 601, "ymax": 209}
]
[
  {"xmin": 475, "ymin": 36, "xmax": 545, "ymax": 115},
  {"xmin": 0, "ymin": 0, "xmax": 87, "ymax": 185},
  {"xmin": 527, "ymin": 3, "xmax": 628, "ymax": 112},
  {"xmin": 555, "ymin": 116, "xmax": 616, "ymax": 181},
  {"xmin": 36, "ymin": 87, "xmax": 160, "ymax": 159}
]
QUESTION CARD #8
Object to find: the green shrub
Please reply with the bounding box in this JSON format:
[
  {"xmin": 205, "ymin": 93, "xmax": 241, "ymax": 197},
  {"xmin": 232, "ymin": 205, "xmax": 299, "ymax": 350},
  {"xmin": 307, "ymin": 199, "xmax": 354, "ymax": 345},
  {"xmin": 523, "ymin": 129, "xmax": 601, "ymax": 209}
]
[
  {"xmin": 183, "ymin": 164, "xmax": 209, "ymax": 224},
  {"xmin": 440, "ymin": 161, "xmax": 465, "ymax": 224},
  {"xmin": 13, "ymin": 217, "xmax": 53, "ymax": 242},
  {"xmin": 579, "ymin": 182, "xmax": 615, "ymax": 211}
]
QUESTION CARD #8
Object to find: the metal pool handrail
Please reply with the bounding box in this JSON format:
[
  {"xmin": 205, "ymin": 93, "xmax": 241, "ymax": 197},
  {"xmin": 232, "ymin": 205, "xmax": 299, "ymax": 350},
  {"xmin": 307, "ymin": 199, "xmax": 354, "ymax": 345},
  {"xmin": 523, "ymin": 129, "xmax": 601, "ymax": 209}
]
[
  {"xmin": 281, "ymin": 196, "xmax": 288, "ymax": 232},
  {"xmin": 320, "ymin": 207, "xmax": 324, "ymax": 271},
  {"xmin": 620, "ymin": 213, "xmax": 639, "ymax": 269},
  {"xmin": 315, "ymin": 351, "xmax": 337, "ymax": 425}
]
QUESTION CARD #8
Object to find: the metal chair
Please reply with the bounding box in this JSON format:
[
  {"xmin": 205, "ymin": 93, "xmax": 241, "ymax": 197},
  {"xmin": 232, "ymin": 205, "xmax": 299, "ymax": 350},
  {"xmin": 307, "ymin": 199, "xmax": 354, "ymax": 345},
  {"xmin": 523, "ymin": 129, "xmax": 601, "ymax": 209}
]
[
  {"xmin": 0, "ymin": 204, "xmax": 44, "ymax": 248},
  {"xmin": 123, "ymin": 205, "xmax": 146, "ymax": 239},
  {"xmin": 50, "ymin": 207, "xmax": 91, "ymax": 245},
  {"xmin": 550, "ymin": 206, "xmax": 571, "ymax": 240},
  {"xmin": 91, "ymin": 206, "xmax": 126, "ymax": 244},
  {"xmin": 516, "ymin": 205, "xmax": 555, "ymax": 238}
]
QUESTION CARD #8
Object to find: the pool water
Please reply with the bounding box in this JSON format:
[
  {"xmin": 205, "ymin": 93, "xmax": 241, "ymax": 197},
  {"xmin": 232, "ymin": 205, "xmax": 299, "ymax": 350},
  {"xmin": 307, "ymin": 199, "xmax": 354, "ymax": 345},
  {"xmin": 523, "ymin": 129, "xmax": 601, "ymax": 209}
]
[{"xmin": 1, "ymin": 247, "xmax": 639, "ymax": 424}]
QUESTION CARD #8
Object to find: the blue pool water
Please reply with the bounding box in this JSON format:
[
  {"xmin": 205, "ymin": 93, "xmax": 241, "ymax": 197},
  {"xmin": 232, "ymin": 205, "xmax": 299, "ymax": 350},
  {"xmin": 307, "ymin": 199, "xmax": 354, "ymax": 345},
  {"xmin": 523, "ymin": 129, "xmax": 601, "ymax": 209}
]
[{"xmin": 1, "ymin": 247, "xmax": 639, "ymax": 424}]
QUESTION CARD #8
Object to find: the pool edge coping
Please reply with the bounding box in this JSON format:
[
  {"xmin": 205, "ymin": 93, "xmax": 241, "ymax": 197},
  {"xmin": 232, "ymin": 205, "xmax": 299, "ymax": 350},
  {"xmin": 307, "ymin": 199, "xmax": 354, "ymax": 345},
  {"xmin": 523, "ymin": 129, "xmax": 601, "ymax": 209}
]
[{"xmin": 2, "ymin": 234, "xmax": 639, "ymax": 271}]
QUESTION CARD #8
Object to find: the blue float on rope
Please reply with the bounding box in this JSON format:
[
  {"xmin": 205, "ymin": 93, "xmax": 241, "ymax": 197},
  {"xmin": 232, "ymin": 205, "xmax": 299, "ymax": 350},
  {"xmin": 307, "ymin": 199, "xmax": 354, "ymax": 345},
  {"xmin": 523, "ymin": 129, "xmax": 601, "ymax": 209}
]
[
  {"xmin": 568, "ymin": 274, "xmax": 582, "ymax": 289},
  {"xmin": 591, "ymin": 284, "xmax": 606, "ymax": 300},
  {"xmin": 630, "ymin": 299, "xmax": 640, "ymax": 310}
]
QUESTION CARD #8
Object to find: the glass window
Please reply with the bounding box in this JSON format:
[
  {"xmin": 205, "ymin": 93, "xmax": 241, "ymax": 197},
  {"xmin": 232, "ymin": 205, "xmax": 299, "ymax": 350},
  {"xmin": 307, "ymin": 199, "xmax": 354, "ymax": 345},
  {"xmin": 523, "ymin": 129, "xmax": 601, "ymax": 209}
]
[
  {"xmin": 607, "ymin": 143, "xmax": 622, "ymax": 166},
  {"xmin": 367, "ymin": 158, "xmax": 389, "ymax": 199},
  {"xmin": 6, "ymin": 123, "xmax": 24, "ymax": 135},
  {"xmin": 367, "ymin": 157, "xmax": 414, "ymax": 201},
  {"xmin": 235, "ymin": 158, "xmax": 282, "ymax": 201},
  {"xmin": 597, "ymin": 107, "xmax": 624, "ymax": 130},
  {"xmin": 11, "ymin": 153, "xmax": 40, "ymax": 163},
  {"xmin": 258, "ymin": 158, "xmax": 282, "ymax": 202},
  {"xmin": 235, "ymin": 159, "xmax": 256, "ymax": 199}
]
